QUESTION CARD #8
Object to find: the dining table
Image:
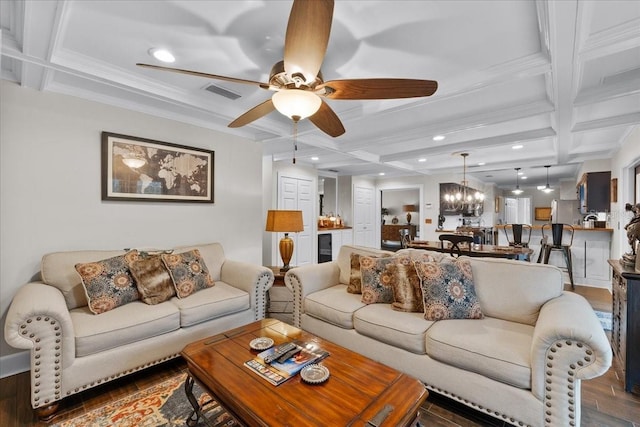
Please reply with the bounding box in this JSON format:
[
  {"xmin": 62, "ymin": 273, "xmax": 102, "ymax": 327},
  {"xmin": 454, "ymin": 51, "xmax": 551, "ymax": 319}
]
[{"xmin": 407, "ymin": 240, "xmax": 534, "ymax": 260}]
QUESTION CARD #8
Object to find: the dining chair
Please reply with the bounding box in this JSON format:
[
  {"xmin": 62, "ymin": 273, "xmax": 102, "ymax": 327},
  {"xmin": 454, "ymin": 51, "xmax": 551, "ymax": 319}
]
[
  {"xmin": 538, "ymin": 223, "xmax": 575, "ymax": 289},
  {"xmin": 399, "ymin": 229, "xmax": 412, "ymax": 249},
  {"xmin": 439, "ymin": 234, "xmax": 473, "ymax": 257}
]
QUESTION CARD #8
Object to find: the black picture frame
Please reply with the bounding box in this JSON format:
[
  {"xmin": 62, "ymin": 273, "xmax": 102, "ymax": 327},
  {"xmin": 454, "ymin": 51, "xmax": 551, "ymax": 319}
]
[{"xmin": 101, "ymin": 132, "xmax": 214, "ymax": 203}]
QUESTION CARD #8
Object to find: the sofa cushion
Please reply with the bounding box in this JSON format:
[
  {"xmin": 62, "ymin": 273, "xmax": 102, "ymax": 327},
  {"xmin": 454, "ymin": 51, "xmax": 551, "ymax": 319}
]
[
  {"xmin": 174, "ymin": 243, "xmax": 225, "ymax": 281},
  {"xmin": 130, "ymin": 255, "xmax": 176, "ymax": 305},
  {"xmin": 70, "ymin": 301, "xmax": 180, "ymax": 357},
  {"xmin": 353, "ymin": 304, "xmax": 433, "ymax": 354},
  {"xmin": 463, "ymin": 257, "xmax": 563, "ymax": 325},
  {"xmin": 75, "ymin": 250, "xmax": 141, "ymax": 314},
  {"xmin": 42, "ymin": 250, "xmax": 127, "ymax": 310},
  {"xmin": 425, "ymin": 317, "xmax": 534, "ymax": 389},
  {"xmin": 337, "ymin": 245, "xmax": 395, "ymax": 285},
  {"xmin": 304, "ymin": 284, "xmax": 365, "ymax": 329},
  {"xmin": 414, "ymin": 258, "xmax": 483, "ymax": 321},
  {"xmin": 162, "ymin": 249, "xmax": 214, "ymax": 298},
  {"xmin": 170, "ymin": 281, "xmax": 250, "ymax": 327},
  {"xmin": 360, "ymin": 255, "xmax": 398, "ymax": 304}
]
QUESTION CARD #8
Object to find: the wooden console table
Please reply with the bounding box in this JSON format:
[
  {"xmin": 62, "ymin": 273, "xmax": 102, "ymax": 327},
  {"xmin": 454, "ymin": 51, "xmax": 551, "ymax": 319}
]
[
  {"xmin": 608, "ymin": 260, "xmax": 640, "ymax": 394},
  {"xmin": 382, "ymin": 224, "xmax": 417, "ymax": 242}
]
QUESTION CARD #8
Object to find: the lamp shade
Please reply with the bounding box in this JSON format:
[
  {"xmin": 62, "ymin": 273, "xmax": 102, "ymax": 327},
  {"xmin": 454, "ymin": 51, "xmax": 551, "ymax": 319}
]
[
  {"xmin": 403, "ymin": 204, "xmax": 417, "ymax": 212},
  {"xmin": 265, "ymin": 210, "xmax": 304, "ymax": 232},
  {"xmin": 272, "ymin": 90, "xmax": 322, "ymax": 120}
]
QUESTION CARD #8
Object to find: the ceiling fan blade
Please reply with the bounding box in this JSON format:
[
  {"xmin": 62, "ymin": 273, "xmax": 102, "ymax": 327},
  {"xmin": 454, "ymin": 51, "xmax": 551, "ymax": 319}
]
[
  {"xmin": 319, "ymin": 78, "xmax": 438, "ymax": 100},
  {"xmin": 308, "ymin": 100, "xmax": 345, "ymax": 137},
  {"xmin": 137, "ymin": 63, "xmax": 271, "ymax": 89},
  {"xmin": 228, "ymin": 99, "xmax": 275, "ymax": 128},
  {"xmin": 284, "ymin": 0, "xmax": 334, "ymax": 83}
]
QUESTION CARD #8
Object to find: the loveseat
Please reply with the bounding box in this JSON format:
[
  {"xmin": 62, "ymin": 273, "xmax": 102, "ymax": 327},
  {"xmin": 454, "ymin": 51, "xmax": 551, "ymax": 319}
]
[
  {"xmin": 4, "ymin": 242, "xmax": 274, "ymax": 420},
  {"xmin": 285, "ymin": 245, "xmax": 612, "ymax": 427}
]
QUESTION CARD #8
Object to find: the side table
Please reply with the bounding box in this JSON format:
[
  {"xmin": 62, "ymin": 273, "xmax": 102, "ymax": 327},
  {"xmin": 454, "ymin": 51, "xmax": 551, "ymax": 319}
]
[{"xmin": 266, "ymin": 266, "xmax": 293, "ymax": 324}]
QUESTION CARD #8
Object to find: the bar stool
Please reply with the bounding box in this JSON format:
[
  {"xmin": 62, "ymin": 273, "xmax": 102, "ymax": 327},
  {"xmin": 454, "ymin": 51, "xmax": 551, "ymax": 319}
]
[
  {"xmin": 538, "ymin": 223, "xmax": 575, "ymax": 289},
  {"xmin": 503, "ymin": 224, "xmax": 532, "ymax": 247}
]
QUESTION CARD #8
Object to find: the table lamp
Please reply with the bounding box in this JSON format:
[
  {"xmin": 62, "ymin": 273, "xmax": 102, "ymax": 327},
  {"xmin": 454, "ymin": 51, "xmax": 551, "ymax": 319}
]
[
  {"xmin": 265, "ymin": 210, "xmax": 304, "ymax": 272},
  {"xmin": 403, "ymin": 204, "xmax": 417, "ymax": 225}
]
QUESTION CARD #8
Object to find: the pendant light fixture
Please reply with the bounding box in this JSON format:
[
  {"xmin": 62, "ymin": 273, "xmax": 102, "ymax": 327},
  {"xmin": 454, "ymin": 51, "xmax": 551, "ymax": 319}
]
[
  {"xmin": 541, "ymin": 165, "xmax": 554, "ymax": 193},
  {"xmin": 512, "ymin": 168, "xmax": 523, "ymax": 195}
]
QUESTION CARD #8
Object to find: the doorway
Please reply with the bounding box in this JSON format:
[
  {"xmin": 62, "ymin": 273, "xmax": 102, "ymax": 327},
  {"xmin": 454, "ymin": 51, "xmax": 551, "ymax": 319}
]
[{"xmin": 378, "ymin": 186, "xmax": 422, "ymax": 249}]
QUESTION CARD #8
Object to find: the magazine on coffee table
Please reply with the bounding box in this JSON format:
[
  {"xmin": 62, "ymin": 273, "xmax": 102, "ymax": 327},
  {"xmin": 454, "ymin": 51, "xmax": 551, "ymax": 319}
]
[{"xmin": 244, "ymin": 340, "xmax": 329, "ymax": 386}]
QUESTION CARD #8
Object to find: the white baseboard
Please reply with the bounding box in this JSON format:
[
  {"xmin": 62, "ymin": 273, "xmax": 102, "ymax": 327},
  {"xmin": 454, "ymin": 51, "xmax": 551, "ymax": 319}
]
[{"xmin": 0, "ymin": 351, "xmax": 30, "ymax": 378}]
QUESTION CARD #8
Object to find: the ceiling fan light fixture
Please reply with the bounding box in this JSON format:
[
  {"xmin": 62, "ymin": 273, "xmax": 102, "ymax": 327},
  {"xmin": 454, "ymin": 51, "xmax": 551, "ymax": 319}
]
[
  {"xmin": 272, "ymin": 89, "xmax": 322, "ymax": 121},
  {"xmin": 148, "ymin": 48, "xmax": 175, "ymax": 63}
]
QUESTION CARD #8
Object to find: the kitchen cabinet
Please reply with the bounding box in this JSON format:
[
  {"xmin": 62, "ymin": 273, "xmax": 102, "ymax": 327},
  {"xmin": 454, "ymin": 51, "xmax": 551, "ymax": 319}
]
[
  {"xmin": 608, "ymin": 260, "xmax": 640, "ymax": 394},
  {"xmin": 577, "ymin": 172, "xmax": 611, "ymax": 214}
]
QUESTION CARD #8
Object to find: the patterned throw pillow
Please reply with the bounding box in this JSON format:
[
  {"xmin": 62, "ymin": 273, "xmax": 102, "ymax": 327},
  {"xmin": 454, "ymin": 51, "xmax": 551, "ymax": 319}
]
[
  {"xmin": 389, "ymin": 253, "xmax": 438, "ymax": 312},
  {"xmin": 348, "ymin": 253, "xmax": 392, "ymax": 294},
  {"xmin": 161, "ymin": 249, "xmax": 214, "ymax": 298},
  {"xmin": 413, "ymin": 258, "xmax": 484, "ymax": 321},
  {"xmin": 75, "ymin": 250, "xmax": 140, "ymax": 314},
  {"xmin": 359, "ymin": 255, "xmax": 399, "ymax": 304},
  {"xmin": 130, "ymin": 255, "xmax": 176, "ymax": 305}
]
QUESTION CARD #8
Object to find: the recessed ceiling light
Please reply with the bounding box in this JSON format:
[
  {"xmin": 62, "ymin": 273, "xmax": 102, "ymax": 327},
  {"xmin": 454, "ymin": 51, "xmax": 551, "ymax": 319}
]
[
  {"xmin": 512, "ymin": 144, "xmax": 524, "ymax": 150},
  {"xmin": 149, "ymin": 48, "xmax": 175, "ymax": 63},
  {"xmin": 418, "ymin": 158, "xmax": 427, "ymax": 162},
  {"xmin": 477, "ymin": 162, "xmax": 485, "ymax": 166},
  {"xmin": 518, "ymin": 171, "xmax": 523, "ymax": 175},
  {"xmin": 432, "ymin": 135, "xmax": 445, "ymax": 141},
  {"xmin": 379, "ymin": 172, "xmax": 385, "ymax": 176},
  {"xmin": 521, "ymin": 176, "xmax": 527, "ymax": 180},
  {"xmin": 311, "ymin": 156, "xmax": 319, "ymax": 161}
]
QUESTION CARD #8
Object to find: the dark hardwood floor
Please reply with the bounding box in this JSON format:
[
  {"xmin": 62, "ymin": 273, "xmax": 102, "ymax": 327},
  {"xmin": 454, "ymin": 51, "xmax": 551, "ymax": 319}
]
[{"xmin": 1, "ymin": 285, "xmax": 638, "ymax": 426}]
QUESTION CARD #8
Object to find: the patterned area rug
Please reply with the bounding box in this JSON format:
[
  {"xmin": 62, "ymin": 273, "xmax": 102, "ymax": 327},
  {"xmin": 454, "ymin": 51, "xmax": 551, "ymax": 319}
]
[
  {"xmin": 52, "ymin": 372, "xmax": 242, "ymax": 427},
  {"xmin": 595, "ymin": 310, "xmax": 612, "ymax": 331}
]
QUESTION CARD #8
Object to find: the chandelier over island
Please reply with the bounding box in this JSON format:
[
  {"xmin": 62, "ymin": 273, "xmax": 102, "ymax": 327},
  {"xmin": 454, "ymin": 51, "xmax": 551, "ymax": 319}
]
[{"xmin": 440, "ymin": 153, "xmax": 485, "ymax": 216}]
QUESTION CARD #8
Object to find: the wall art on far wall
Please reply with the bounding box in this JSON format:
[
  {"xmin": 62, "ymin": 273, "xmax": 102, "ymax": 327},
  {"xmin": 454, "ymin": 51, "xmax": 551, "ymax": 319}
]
[{"xmin": 102, "ymin": 132, "xmax": 214, "ymax": 203}]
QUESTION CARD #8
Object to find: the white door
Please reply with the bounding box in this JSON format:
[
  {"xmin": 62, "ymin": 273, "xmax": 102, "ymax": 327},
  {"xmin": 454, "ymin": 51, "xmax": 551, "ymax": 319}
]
[
  {"xmin": 353, "ymin": 186, "xmax": 375, "ymax": 247},
  {"xmin": 278, "ymin": 175, "xmax": 314, "ymax": 267},
  {"xmin": 504, "ymin": 197, "xmax": 518, "ymax": 223}
]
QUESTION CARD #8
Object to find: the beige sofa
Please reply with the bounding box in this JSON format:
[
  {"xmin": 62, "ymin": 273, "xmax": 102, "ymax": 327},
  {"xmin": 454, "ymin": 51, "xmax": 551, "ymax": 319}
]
[
  {"xmin": 4, "ymin": 242, "xmax": 274, "ymax": 419},
  {"xmin": 285, "ymin": 245, "xmax": 612, "ymax": 427}
]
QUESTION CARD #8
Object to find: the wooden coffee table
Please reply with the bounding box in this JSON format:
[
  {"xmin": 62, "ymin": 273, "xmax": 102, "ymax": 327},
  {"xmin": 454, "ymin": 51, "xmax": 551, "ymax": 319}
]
[{"xmin": 181, "ymin": 318, "xmax": 428, "ymax": 426}]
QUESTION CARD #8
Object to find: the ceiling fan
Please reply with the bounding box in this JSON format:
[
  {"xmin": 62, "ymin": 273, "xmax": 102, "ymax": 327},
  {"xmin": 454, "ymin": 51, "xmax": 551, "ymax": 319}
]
[{"xmin": 137, "ymin": 0, "xmax": 438, "ymax": 137}]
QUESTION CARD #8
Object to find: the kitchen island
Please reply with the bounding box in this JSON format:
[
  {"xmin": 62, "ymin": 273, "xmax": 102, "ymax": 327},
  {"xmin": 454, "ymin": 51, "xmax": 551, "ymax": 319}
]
[{"xmin": 495, "ymin": 224, "xmax": 613, "ymax": 287}]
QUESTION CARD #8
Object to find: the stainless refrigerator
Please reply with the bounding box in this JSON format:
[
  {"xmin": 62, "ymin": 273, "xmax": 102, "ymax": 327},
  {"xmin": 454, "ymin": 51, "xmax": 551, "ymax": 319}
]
[{"xmin": 550, "ymin": 199, "xmax": 579, "ymax": 224}]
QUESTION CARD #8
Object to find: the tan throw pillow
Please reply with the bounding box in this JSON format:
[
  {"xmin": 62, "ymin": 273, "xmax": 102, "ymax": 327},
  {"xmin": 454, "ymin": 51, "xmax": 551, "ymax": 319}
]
[
  {"xmin": 130, "ymin": 255, "xmax": 176, "ymax": 305},
  {"xmin": 389, "ymin": 253, "xmax": 437, "ymax": 312},
  {"xmin": 413, "ymin": 258, "xmax": 483, "ymax": 321},
  {"xmin": 161, "ymin": 249, "xmax": 214, "ymax": 298},
  {"xmin": 360, "ymin": 255, "xmax": 399, "ymax": 304},
  {"xmin": 75, "ymin": 250, "xmax": 140, "ymax": 314}
]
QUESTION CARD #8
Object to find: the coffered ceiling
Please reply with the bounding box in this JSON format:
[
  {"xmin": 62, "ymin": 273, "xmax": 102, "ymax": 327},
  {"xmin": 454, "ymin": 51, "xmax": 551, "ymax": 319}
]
[{"xmin": 2, "ymin": 0, "xmax": 639, "ymax": 190}]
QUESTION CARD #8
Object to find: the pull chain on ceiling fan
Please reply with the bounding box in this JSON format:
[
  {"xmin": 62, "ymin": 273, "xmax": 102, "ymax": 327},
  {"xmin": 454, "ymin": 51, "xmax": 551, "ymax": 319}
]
[{"xmin": 136, "ymin": 0, "xmax": 438, "ymax": 138}]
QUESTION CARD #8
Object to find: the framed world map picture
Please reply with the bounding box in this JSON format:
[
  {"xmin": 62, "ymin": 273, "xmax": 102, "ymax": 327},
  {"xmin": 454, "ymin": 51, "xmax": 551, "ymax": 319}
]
[{"xmin": 101, "ymin": 132, "xmax": 214, "ymax": 203}]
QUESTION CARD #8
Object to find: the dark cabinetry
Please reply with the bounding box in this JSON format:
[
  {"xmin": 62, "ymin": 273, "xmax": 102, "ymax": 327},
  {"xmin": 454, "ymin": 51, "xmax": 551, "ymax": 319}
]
[
  {"xmin": 608, "ymin": 260, "xmax": 640, "ymax": 394},
  {"xmin": 578, "ymin": 172, "xmax": 611, "ymax": 214}
]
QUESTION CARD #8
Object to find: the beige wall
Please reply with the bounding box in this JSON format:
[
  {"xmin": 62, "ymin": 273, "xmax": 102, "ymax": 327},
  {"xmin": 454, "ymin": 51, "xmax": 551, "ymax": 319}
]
[
  {"xmin": 611, "ymin": 127, "xmax": 640, "ymax": 259},
  {"xmin": 0, "ymin": 81, "xmax": 265, "ymax": 375}
]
